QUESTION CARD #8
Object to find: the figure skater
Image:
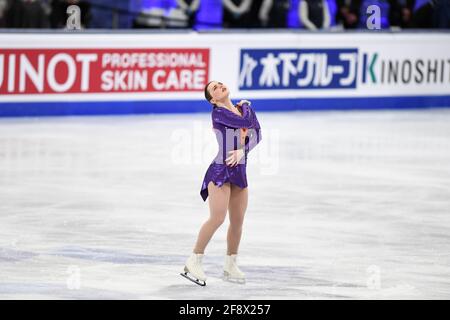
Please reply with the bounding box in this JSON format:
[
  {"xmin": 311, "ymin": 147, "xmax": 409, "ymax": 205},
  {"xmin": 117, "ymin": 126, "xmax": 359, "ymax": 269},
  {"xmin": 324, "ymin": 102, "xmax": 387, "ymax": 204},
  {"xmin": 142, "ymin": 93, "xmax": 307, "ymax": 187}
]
[{"xmin": 180, "ymin": 81, "xmax": 262, "ymax": 286}]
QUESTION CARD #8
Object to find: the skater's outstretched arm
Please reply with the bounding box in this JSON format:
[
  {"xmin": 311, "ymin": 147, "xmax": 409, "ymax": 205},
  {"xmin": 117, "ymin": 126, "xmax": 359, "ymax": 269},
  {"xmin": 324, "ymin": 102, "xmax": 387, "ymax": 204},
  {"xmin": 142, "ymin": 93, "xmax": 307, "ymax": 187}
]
[{"xmin": 212, "ymin": 102, "xmax": 253, "ymax": 129}]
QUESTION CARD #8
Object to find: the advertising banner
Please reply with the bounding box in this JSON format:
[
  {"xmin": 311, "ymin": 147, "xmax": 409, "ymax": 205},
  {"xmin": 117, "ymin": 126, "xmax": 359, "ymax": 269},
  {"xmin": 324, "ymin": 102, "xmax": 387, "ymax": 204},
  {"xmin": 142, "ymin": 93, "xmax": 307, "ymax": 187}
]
[{"xmin": 0, "ymin": 32, "xmax": 449, "ymax": 116}]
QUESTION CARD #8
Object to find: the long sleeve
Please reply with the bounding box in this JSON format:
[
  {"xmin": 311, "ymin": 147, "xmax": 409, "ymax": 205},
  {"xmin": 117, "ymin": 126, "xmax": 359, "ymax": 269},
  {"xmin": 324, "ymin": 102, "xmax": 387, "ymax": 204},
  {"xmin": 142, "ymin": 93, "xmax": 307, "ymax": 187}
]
[
  {"xmin": 177, "ymin": 0, "xmax": 188, "ymax": 10},
  {"xmin": 245, "ymin": 126, "xmax": 262, "ymax": 154},
  {"xmin": 177, "ymin": 0, "xmax": 200, "ymax": 11},
  {"xmin": 212, "ymin": 103, "xmax": 253, "ymax": 129},
  {"xmin": 244, "ymin": 107, "xmax": 262, "ymax": 153},
  {"xmin": 322, "ymin": 0, "xmax": 331, "ymax": 29},
  {"xmin": 259, "ymin": 0, "xmax": 273, "ymax": 24},
  {"xmin": 300, "ymin": 1, "xmax": 318, "ymax": 30},
  {"xmin": 223, "ymin": 0, "xmax": 252, "ymax": 15},
  {"xmin": 190, "ymin": 0, "xmax": 200, "ymax": 11}
]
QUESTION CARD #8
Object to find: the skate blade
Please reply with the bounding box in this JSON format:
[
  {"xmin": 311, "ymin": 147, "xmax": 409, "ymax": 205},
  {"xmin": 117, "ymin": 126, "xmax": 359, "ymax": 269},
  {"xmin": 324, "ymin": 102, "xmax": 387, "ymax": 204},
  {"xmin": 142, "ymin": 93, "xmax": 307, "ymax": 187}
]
[
  {"xmin": 180, "ymin": 272, "xmax": 206, "ymax": 286},
  {"xmin": 223, "ymin": 272, "xmax": 246, "ymax": 284}
]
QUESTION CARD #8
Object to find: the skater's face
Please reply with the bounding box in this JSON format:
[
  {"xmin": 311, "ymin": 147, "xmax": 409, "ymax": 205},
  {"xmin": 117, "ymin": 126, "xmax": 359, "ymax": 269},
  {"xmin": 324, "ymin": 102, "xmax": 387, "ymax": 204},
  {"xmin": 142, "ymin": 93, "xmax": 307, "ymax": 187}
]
[{"xmin": 206, "ymin": 81, "xmax": 230, "ymax": 106}]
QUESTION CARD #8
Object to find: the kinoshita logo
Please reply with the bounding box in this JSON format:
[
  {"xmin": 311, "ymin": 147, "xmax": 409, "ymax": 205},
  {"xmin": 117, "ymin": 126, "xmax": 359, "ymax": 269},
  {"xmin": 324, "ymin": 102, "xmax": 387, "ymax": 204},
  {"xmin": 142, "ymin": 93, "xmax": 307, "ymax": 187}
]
[
  {"xmin": 239, "ymin": 49, "xmax": 450, "ymax": 90},
  {"xmin": 361, "ymin": 53, "xmax": 450, "ymax": 86}
]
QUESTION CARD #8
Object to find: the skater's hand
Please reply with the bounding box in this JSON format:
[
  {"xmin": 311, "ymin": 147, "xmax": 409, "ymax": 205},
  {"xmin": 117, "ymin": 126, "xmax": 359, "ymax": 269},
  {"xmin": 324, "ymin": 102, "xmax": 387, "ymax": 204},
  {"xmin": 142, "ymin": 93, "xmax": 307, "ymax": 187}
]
[
  {"xmin": 226, "ymin": 148, "xmax": 245, "ymax": 167},
  {"xmin": 237, "ymin": 100, "xmax": 251, "ymax": 107}
]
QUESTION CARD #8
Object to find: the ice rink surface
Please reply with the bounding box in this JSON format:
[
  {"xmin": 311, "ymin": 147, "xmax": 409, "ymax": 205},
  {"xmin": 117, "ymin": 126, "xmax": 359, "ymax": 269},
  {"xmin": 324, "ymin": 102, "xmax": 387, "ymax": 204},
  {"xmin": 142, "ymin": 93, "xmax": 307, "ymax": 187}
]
[{"xmin": 1, "ymin": 108, "xmax": 450, "ymax": 299}]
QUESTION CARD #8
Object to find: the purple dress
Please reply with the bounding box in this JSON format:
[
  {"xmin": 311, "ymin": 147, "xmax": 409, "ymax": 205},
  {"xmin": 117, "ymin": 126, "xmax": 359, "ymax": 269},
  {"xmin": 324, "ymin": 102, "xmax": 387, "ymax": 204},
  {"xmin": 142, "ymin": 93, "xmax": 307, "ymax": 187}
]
[{"xmin": 200, "ymin": 102, "xmax": 262, "ymax": 202}]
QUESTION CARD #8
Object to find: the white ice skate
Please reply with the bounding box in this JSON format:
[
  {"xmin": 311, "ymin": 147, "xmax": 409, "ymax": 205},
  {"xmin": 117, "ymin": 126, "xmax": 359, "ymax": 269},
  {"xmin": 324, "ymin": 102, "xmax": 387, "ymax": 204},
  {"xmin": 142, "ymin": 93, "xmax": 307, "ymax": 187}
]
[
  {"xmin": 180, "ymin": 253, "xmax": 207, "ymax": 286},
  {"xmin": 223, "ymin": 254, "xmax": 246, "ymax": 284}
]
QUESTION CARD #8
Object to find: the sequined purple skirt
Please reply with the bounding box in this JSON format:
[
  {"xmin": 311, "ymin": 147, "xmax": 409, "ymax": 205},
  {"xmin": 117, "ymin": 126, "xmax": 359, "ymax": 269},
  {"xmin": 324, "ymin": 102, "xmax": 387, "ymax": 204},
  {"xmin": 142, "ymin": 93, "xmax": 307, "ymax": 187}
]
[{"xmin": 200, "ymin": 162, "xmax": 248, "ymax": 202}]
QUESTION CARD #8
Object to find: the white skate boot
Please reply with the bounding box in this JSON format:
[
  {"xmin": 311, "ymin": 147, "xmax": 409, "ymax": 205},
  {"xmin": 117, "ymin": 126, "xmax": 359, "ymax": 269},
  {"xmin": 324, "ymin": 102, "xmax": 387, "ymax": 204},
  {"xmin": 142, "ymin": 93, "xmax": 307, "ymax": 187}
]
[
  {"xmin": 223, "ymin": 254, "xmax": 246, "ymax": 284},
  {"xmin": 180, "ymin": 253, "xmax": 207, "ymax": 286}
]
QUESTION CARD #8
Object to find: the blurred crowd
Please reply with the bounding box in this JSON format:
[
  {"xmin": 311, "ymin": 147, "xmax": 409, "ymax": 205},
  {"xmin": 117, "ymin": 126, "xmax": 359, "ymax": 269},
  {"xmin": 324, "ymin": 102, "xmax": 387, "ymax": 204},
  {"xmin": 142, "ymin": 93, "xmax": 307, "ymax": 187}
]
[
  {"xmin": 0, "ymin": 0, "xmax": 90, "ymax": 28},
  {"xmin": 0, "ymin": 0, "xmax": 449, "ymax": 29}
]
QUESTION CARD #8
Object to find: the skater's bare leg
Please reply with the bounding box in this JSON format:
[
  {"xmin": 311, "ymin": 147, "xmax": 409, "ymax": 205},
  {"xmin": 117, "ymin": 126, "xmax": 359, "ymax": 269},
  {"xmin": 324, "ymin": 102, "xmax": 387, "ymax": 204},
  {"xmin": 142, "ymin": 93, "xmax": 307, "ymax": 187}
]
[
  {"xmin": 227, "ymin": 184, "xmax": 248, "ymax": 255},
  {"xmin": 193, "ymin": 181, "xmax": 231, "ymax": 254}
]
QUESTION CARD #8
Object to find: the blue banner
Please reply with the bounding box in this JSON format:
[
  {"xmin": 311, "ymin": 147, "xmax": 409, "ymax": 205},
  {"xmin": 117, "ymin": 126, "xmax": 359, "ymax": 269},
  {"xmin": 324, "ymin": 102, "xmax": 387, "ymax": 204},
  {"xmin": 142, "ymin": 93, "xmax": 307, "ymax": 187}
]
[{"xmin": 239, "ymin": 49, "xmax": 358, "ymax": 90}]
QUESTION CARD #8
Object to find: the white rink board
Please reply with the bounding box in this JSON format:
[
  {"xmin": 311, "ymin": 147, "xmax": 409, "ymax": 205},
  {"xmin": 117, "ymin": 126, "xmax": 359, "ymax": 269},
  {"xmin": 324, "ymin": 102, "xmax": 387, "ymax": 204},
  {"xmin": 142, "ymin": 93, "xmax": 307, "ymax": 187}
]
[{"xmin": 0, "ymin": 32, "xmax": 449, "ymax": 104}]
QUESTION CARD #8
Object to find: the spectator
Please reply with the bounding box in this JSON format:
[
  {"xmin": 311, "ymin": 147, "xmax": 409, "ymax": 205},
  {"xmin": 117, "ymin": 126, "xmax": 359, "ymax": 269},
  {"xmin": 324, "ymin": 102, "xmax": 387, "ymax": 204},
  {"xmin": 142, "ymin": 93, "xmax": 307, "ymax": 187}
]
[
  {"xmin": 176, "ymin": 0, "xmax": 201, "ymax": 28},
  {"xmin": 134, "ymin": 8, "xmax": 165, "ymax": 28},
  {"xmin": 50, "ymin": 0, "xmax": 91, "ymax": 29},
  {"xmin": 410, "ymin": 0, "xmax": 434, "ymax": 28},
  {"xmin": 167, "ymin": 7, "xmax": 189, "ymax": 28},
  {"xmin": 246, "ymin": 0, "xmax": 265, "ymax": 28},
  {"xmin": 432, "ymin": 0, "xmax": 450, "ymax": 28},
  {"xmin": 222, "ymin": 0, "xmax": 252, "ymax": 28},
  {"xmin": 410, "ymin": 0, "xmax": 450, "ymax": 29},
  {"xmin": 388, "ymin": 0, "xmax": 403, "ymax": 27},
  {"xmin": 390, "ymin": 0, "xmax": 415, "ymax": 28},
  {"xmin": 5, "ymin": 0, "xmax": 50, "ymax": 28},
  {"xmin": 370, "ymin": 0, "xmax": 431, "ymax": 28},
  {"xmin": 299, "ymin": 0, "xmax": 331, "ymax": 30},
  {"xmin": 258, "ymin": 0, "xmax": 270, "ymax": 27},
  {"xmin": 262, "ymin": 0, "xmax": 290, "ymax": 28},
  {"xmin": 0, "ymin": 0, "xmax": 7, "ymax": 27},
  {"xmin": 238, "ymin": 0, "xmax": 279, "ymax": 28},
  {"xmin": 336, "ymin": 0, "xmax": 362, "ymax": 29}
]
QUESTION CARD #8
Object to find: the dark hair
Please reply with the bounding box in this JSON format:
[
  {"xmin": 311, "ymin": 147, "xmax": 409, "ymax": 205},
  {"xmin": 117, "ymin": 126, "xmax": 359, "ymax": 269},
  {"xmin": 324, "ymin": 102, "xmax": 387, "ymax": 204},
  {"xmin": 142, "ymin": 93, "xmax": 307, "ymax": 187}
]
[{"xmin": 204, "ymin": 81, "xmax": 217, "ymax": 108}]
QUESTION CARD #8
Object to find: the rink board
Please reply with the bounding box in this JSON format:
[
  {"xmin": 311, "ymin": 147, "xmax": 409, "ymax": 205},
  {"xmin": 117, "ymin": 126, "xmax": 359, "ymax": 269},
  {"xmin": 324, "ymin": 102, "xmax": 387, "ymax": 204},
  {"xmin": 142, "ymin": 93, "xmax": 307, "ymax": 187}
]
[{"xmin": 0, "ymin": 32, "xmax": 449, "ymax": 116}]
